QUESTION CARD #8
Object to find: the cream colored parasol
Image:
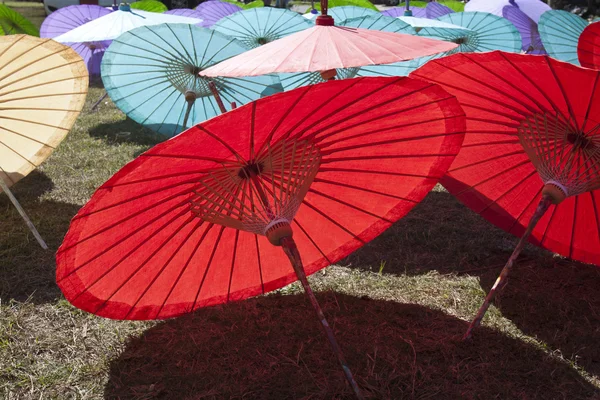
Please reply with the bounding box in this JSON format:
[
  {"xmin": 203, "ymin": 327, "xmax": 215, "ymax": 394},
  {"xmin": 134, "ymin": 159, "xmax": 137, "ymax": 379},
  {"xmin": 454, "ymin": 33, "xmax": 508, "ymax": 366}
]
[{"xmin": 0, "ymin": 35, "xmax": 88, "ymax": 249}]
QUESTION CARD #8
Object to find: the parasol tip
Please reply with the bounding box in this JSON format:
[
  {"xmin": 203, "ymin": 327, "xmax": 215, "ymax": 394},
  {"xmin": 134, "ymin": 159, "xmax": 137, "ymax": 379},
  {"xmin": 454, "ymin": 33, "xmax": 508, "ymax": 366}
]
[{"xmin": 118, "ymin": 3, "xmax": 131, "ymax": 11}]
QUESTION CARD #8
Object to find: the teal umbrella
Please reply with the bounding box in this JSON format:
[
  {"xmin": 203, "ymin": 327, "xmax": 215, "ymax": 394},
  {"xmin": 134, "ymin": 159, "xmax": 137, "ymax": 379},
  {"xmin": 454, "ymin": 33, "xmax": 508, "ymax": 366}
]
[
  {"xmin": 539, "ymin": 10, "xmax": 588, "ymax": 65},
  {"xmin": 102, "ymin": 23, "xmax": 281, "ymax": 137},
  {"xmin": 380, "ymin": 11, "xmax": 521, "ymax": 77},
  {"xmin": 328, "ymin": 6, "xmax": 378, "ymax": 23},
  {"xmin": 279, "ymin": 14, "xmax": 414, "ymax": 90},
  {"xmin": 211, "ymin": 8, "xmax": 312, "ymax": 49}
]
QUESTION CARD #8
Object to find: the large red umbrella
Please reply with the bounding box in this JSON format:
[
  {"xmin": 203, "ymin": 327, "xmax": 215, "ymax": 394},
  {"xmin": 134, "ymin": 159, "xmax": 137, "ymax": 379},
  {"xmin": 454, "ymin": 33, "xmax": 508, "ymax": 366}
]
[
  {"xmin": 411, "ymin": 51, "xmax": 600, "ymax": 339},
  {"xmin": 57, "ymin": 77, "xmax": 465, "ymax": 398},
  {"xmin": 200, "ymin": 0, "xmax": 457, "ymax": 80},
  {"xmin": 578, "ymin": 22, "xmax": 600, "ymax": 69}
]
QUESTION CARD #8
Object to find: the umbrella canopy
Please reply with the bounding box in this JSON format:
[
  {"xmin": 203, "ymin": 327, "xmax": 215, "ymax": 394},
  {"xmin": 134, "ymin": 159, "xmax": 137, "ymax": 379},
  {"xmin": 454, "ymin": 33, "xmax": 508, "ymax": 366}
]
[
  {"xmin": 279, "ymin": 15, "xmax": 415, "ymax": 90},
  {"xmin": 328, "ymin": 6, "xmax": 377, "ymax": 23},
  {"xmin": 502, "ymin": 5, "xmax": 546, "ymax": 54},
  {"xmin": 381, "ymin": 6, "xmax": 427, "ymax": 18},
  {"xmin": 539, "ymin": 10, "xmax": 587, "ymax": 66},
  {"xmin": 426, "ymin": 2, "xmax": 454, "ymax": 19},
  {"xmin": 303, "ymin": 10, "xmax": 320, "ymax": 20},
  {"xmin": 211, "ymin": 8, "xmax": 313, "ymax": 49},
  {"xmin": 194, "ymin": 1, "xmax": 241, "ymax": 28},
  {"xmin": 201, "ymin": 13, "xmax": 458, "ymax": 77},
  {"xmin": 0, "ymin": 4, "xmax": 40, "ymax": 36},
  {"xmin": 578, "ymin": 22, "xmax": 600, "ymax": 69},
  {"xmin": 164, "ymin": 8, "xmax": 204, "ymax": 25},
  {"xmin": 56, "ymin": 76, "xmax": 465, "ymax": 396},
  {"xmin": 0, "ymin": 35, "xmax": 88, "ymax": 193},
  {"xmin": 0, "ymin": 35, "xmax": 88, "ymax": 248},
  {"xmin": 464, "ymin": 0, "xmax": 550, "ymax": 24},
  {"xmin": 130, "ymin": 0, "xmax": 168, "ymax": 12},
  {"xmin": 102, "ymin": 23, "xmax": 281, "ymax": 137},
  {"xmin": 397, "ymin": 16, "xmax": 471, "ymax": 33},
  {"xmin": 40, "ymin": 5, "xmax": 111, "ymax": 76},
  {"xmin": 53, "ymin": 4, "xmax": 201, "ymax": 43},
  {"xmin": 434, "ymin": 12, "xmax": 522, "ymax": 54},
  {"xmin": 411, "ymin": 51, "xmax": 600, "ymax": 337}
]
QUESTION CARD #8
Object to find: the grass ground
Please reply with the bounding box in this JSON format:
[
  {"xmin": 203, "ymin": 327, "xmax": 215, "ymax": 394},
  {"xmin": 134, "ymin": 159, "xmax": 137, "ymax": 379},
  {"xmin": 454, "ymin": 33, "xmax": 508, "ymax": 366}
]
[{"xmin": 1, "ymin": 3, "xmax": 600, "ymax": 399}]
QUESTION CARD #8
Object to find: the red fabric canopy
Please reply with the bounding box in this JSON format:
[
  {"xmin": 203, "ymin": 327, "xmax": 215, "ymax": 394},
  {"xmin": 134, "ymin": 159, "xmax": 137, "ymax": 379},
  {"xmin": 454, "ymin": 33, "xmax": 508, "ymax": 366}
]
[
  {"xmin": 411, "ymin": 51, "xmax": 600, "ymax": 266},
  {"xmin": 578, "ymin": 22, "xmax": 600, "ymax": 69},
  {"xmin": 56, "ymin": 77, "xmax": 465, "ymax": 320},
  {"xmin": 200, "ymin": 24, "xmax": 457, "ymax": 77}
]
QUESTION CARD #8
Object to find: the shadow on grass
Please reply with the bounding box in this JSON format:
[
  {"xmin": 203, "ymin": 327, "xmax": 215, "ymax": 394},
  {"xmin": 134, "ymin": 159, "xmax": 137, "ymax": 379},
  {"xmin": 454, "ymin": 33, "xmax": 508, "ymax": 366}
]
[
  {"xmin": 104, "ymin": 293, "xmax": 598, "ymax": 399},
  {"xmin": 87, "ymin": 117, "xmax": 167, "ymax": 147},
  {"xmin": 0, "ymin": 171, "xmax": 80, "ymax": 303},
  {"xmin": 343, "ymin": 188, "xmax": 600, "ymax": 378}
]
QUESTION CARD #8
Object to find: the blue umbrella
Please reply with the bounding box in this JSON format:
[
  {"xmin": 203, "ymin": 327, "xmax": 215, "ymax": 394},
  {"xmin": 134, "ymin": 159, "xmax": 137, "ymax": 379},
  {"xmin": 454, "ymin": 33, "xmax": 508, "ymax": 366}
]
[
  {"xmin": 279, "ymin": 14, "xmax": 414, "ymax": 90},
  {"xmin": 211, "ymin": 8, "xmax": 312, "ymax": 49},
  {"xmin": 389, "ymin": 12, "xmax": 521, "ymax": 77},
  {"xmin": 435, "ymin": 11, "xmax": 522, "ymax": 53},
  {"xmin": 102, "ymin": 23, "xmax": 282, "ymax": 137},
  {"xmin": 539, "ymin": 9, "xmax": 587, "ymax": 65},
  {"xmin": 328, "ymin": 6, "xmax": 378, "ymax": 23}
]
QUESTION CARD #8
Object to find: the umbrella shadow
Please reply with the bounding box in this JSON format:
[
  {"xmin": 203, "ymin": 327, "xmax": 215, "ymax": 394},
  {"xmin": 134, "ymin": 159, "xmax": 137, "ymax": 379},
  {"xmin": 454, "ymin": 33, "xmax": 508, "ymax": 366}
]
[
  {"xmin": 104, "ymin": 293, "xmax": 598, "ymax": 399},
  {"xmin": 343, "ymin": 187, "xmax": 600, "ymax": 377},
  {"xmin": 87, "ymin": 117, "xmax": 168, "ymax": 147},
  {"xmin": 0, "ymin": 171, "xmax": 81, "ymax": 303}
]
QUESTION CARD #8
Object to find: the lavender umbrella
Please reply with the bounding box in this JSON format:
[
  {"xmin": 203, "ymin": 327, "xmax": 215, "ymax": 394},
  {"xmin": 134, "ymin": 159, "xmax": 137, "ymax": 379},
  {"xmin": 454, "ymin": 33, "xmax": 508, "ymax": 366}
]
[
  {"xmin": 165, "ymin": 8, "xmax": 204, "ymax": 25},
  {"xmin": 381, "ymin": 6, "xmax": 426, "ymax": 18},
  {"xmin": 503, "ymin": 5, "xmax": 546, "ymax": 54},
  {"xmin": 195, "ymin": 0, "xmax": 242, "ymax": 28},
  {"xmin": 40, "ymin": 5, "xmax": 111, "ymax": 76},
  {"xmin": 426, "ymin": 2, "xmax": 454, "ymax": 19},
  {"xmin": 464, "ymin": 0, "xmax": 550, "ymax": 24}
]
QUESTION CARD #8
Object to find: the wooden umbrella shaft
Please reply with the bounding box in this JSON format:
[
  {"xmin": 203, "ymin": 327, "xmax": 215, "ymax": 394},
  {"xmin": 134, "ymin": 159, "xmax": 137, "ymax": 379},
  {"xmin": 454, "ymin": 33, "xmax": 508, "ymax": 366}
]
[
  {"xmin": 208, "ymin": 81, "xmax": 227, "ymax": 114},
  {"xmin": 0, "ymin": 177, "xmax": 48, "ymax": 250},
  {"xmin": 183, "ymin": 99, "xmax": 194, "ymax": 131},
  {"xmin": 280, "ymin": 236, "xmax": 364, "ymax": 400},
  {"xmin": 463, "ymin": 194, "xmax": 553, "ymax": 340}
]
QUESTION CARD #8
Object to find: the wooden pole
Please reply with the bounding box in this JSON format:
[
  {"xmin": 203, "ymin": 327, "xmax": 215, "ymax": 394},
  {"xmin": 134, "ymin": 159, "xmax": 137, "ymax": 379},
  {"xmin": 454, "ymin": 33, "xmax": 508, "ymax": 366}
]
[{"xmin": 0, "ymin": 176, "xmax": 48, "ymax": 250}]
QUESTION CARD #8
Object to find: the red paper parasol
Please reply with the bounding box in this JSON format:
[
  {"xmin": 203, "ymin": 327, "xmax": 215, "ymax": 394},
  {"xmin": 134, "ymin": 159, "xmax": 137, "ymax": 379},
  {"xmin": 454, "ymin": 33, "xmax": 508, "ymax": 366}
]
[
  {"xmin": 57, "ymin": 77, "xmax": 465, "ymax": 398},
  {"xmin": 200, "ymin": 0, "xmax": 457, "ymax": 80},
  {"xmin": 578, "ymin": 22, "xmax": 600, "ymax": 69},
  {"xmin": 411, "ymin": 51, "xmax": 600, "ymax": 339}
]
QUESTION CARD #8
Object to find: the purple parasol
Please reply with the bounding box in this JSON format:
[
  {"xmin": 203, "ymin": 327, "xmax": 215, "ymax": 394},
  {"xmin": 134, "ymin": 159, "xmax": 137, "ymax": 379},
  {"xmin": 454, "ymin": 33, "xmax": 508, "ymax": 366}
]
[
  {"xmin": 465, "ymin": 0, "xmax": 550, "ymax": 24},
  {"xmin": 164, "ymin": 8, "xmax": 204, "ymax": 25},
  {"xmin": 40, "ymin": 5, "xmax": 111, "ymax": 76},
  {"xmin": 503, "ymin": 5, "xmax": 546, "ymax": 54},
  {"xmin": 426, "ymin": 2, "xmax": 454, "ymax": 19},
  {"xmin": 195, "ymin": 0, "xmax": 242, "ymax": 28},
  {"xmin": 381, "ymin": 6, "xmax": 426, "ymax": 18}
]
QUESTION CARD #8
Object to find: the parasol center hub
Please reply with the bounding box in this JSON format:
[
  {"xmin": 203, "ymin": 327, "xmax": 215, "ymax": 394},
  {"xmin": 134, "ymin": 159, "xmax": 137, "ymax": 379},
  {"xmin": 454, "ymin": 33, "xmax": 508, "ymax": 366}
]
[
  {"xmin": 265, "ymin": 220, "xmax": 293, "ymax": 246},
  {"xmin": 542, "ymin": 182, "xmax": 567, "ymax": 204},
  {"xmin": 567, "ymin": 132, "xmax": 594, "ymax": 149},
  {"xmin": 238, "ymin": 162, "xmax": 264, "ymax": 179},
  {"xmin": 320, "ymin": 69, "xmax": 337, "ymax": 80},
  {"xmin": 257, "ymin": 37, "xmax": 268, "ymax": 45},
  {"xmin": 316, "ymin": 15, "xmax": 334, "ymax": 26},
  {"xmin": 452, "ymin": 37, "xmax": 467, "ymax": 45}
]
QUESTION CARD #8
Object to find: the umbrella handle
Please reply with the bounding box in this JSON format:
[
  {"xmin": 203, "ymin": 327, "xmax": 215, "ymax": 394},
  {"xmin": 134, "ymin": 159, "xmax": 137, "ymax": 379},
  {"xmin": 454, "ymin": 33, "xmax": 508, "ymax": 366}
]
[
  {"xmin": 280, "ymin": 236, "xmax": 365, "ymax": 400},
  {"xmin": 463, "ymin": 194, "xmax": 553, "ymax": 340},
  {"xmin": 91, "ymin": 91, "xmax": 108, "ymax": 111},
  {"xmin": 208, "ymin": 81, "xmax": 227, "ymax": 114},
  {"xmin": 0, "ymin": 176, "xmax": 48, "ymax": 250}
]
